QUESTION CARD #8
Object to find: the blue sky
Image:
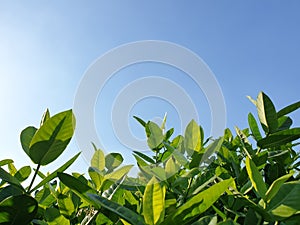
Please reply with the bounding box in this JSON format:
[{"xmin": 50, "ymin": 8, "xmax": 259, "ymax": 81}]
[{"xmin": 1, "ymin": 1, "xmax": 299, "ymax": 173}]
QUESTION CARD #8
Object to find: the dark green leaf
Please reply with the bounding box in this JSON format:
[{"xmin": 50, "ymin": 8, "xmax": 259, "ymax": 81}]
[
  {"xmin": 0, "ymin": 159, "xmax": 13, "ymax": 167},
  {"xmin": 277, "ymin": 101, "xmax": 300, "ymax": 118},
  {"xmin": 133, "ymin": 151, "xmax": 155, "ymax": 164},
  {"xmin": 257, "ymin": 128, "xmax": 300, "ymax": 148},
  {"xmin": 0, "ymin": 167, "xmax": 24, "ymax": 191},
  {"xmin": 133, "ymin": 115, "xmax": 146, "ymax": 127},
  {"xmin": 0, "ymin": 194, "xmax": 38, "ymax": 225},
  {"xmin": 248, "ymin": 113, "xmax": 262, "ymax": 140},
  {"xmin": 87, "ymin": 194, "xmax": 146, "ymax": 225},
  {"xmin": 14, "ymin": 166, "xmax": 31, "ymax": 182},
  {"xmin": 277, "ymin": 116, "xmax": 293, "ymax": 131}
]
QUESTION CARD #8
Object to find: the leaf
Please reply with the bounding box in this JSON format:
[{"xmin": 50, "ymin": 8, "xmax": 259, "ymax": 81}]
[
  {"xmin": 133, "ymin": 116, "xmax": 147, "ymax": 127},
  {"xmin": 248, "ymin": 113, "xmax": 262, "ymax": 141},
  {"xmin": 88, "ymin": 166, "xmax": 104, "ymax": 191},
  {"xmin": 0, "ymin": 159, "xmax": 13, "ymax": 167},
  {"xmin": 40, "ymin": 108, "xmax": 50, "ymax": 127},
  {"xmin": 0, "ymin": 167, "xmax": 24, "ymax": 191},
  {"xmin": 30, "ymin": 152, "xmax": 80, "ymax": 193},
  {"xmin": 91, "ymin": 149, "xmax": 105, "ymax": 171},
  {"xmin": 245, "ymin": 157, "xmax": 267, "ymax": 200},
  {"xmin": 29, "ymin": 109, "xmax": 75, "ymax": 165},
  {"xmin": 147, "ymin": 122, "xmax": 164, "ymax": 149},
  {"xmin": 267, "ymin": 181, "xmax": 300, "ymax": 219},
  {"xmin": 105, "ymin": 153, "xmax": 124, "ymax": 171},
  {"xmin": 277, "ymin": 101, "xmax": 300, "ymax": 118},
  {"xmin": 161, "ymin": 178, "xmax": 233, "ymax": 225},
  {"xmin": 14, "ymin": 166, "xmax": 31, "ymax": 182},
  {"xmin": 0, "ymin": 185, "xmax": 23, "ymax": 202},
  {"xmin": 87, "ymin": 194, "xmax": 147, "ymax": 225},
  {"xmin": 200, "ymin": 137, "xmax": 223, "ymax": 165},
  {"xmin": 165, "ymin": 157, "xmax": 179, "ymax": 178},
  {"xmin": 133, "ymin": 151, "xmax": 155, "ymax": 164},
  {"xmin": 104, "ymin": 165, "xmax": 133, "ymax": 181},
  {"xmin": 102, "ymin": 175, "xmax": 126, "ymax": 200},
  {"xmin": 143, "ymin": 176, "xmax": 166, "ymax": 225},
  {"xmin": 265, "ymin": 172, "xmax": 294, "ymax": 203},
  {"xmin": 190, "ymin": 215, "xmax": 217, "ymax": 225},
  {"xmin": 277, "ymin": 116, "xmax": 293, "ymax": 131},
  {"xmin": 256, "ymin": 92, "xmax": 278, "ymax": 134},
  {"xmin": 44, "ymin": 207, "xmax": 70, "ymax": 225},
  {"xmin": 0, "ymin": 194, "xmax": 38, "ymax": 225},
  {"xmin": 184, "ymin": 120, "xmax": 201, "ymax": 156},
  {"xmin": 247, "ymin": 95, "xmax": 257, "ymax": 106},
  {"xmin": 20, "ymin": 126, "xmax": 37, "ymax": 157},
  {"xmin": 257, "ymin": 128, "xmax": 300, "ymax": 148},
  {"xmin": 57, "ymin": 172, "xmax": 96, "ymax": 205},
  {"xmin": 57, "ymin": 193, "xmax": 75, "ymax": 218}
]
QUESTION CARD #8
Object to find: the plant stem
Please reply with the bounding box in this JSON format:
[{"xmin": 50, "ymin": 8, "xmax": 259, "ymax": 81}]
[{"xmin": 27, "ymin": 163, "xmax": 41, "ymax": 193}]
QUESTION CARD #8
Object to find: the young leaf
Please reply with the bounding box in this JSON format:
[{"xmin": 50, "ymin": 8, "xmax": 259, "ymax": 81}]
[
  {"xmin": 161, "ymin": 178, "xmax": 233, "ymax": 225},
  {"xmin": 40, "ymin": 108, "xmax": 50, "ymax": 127},
  {"xmin": 245, "ymin": 157, "xmax": 267, "ymax": 200},
  {"xmin": 29, "ymin": 109, "xmax": 75, "ymax": 165},
  {"xmin": 184, "ymin": 120, "xmax": 201, "ymax": 156},
  {"xmin": 0, "ymin": 159, "xmax": 13, "ymax": 167},
  {"xmin": 143, "ymin": 176, "xmax": 166, "ymax": 225},
  {"xmin": 133, "ymin": 116, "xmax": 147, "ymax": 127},
  {"xmin": 87, "ymin": 193, "xmax": 147, "ymax": 225},
  {"xmin": 200, "ymin": 137, "xmax": 223, "ymax": 166},
  {"xmin": 91, "ymin": 149, "xmax": 105, "ymax": 171},
  {"xmin": 256, "ymin": 92, "xmax": 278, "ymax": 134},
  {"xmin": 147, "ymin": 122, "xmax": 164, "ymax": 149}
]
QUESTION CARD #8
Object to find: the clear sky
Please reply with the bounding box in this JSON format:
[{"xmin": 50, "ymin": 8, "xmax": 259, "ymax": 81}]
[{"xmin": 1, "ymin": 1, "xmax": 299, "ymax": 174}]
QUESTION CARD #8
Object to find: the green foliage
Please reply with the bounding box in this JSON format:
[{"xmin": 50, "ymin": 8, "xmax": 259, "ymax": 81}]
[{"xmin": 0, "ymin": 92, "xmax": 299, "ymax": 224}]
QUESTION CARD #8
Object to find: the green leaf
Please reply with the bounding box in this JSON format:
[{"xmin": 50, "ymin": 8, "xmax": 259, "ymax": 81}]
[
  {"xmin": 133, "ymin": 116, "xmax": 147, "ymax": 127},
  {"xmin": 161, "ymin": 178, "xmax": 233, "ymax": 225},
  {"xmin": 245, "ymin": 157, "xmax": 267, "ymax": 200},
  {"xmin": 104, "ymin": 165, "xmax": 133, "ymax": 181},
  {"xmin": 277, "ymin": 101, "xmax": 300, "ymax": 118},
  {"xmin": 184, "ymin": 120, "xmax": 201, "ymax": 156},
  {"xmin": 105, "ymin": 153, "xmax": 124, "ymax": 171},
  {"xmin": 0, "ymin": 167, "xmax": 24, "ymax": 191},
  {"xmin": 87, "ymin": 194, "xmax": 147, "ymax": 225},
  {"xmin": 165, "ymin": 157, "xmax": 179, "ymax": 178},
  {"xmin": 14, "ymin": 166, "xmax": 31, "ymax": 182},
  {"xmin": 200, "ymin": 137, "xmax": 223, "ymax": 165},
  {"xmin": 257, "ymin": 128, "xmax": 300, "ymax": 148},
  {"xmin": 0, "ymin": 185, "xmax": 23, "ymax": 202},
  {"xmin": 29, "ymin": 109, "xmax": 75, "ymax": 165},
  {"xmin": 265, "ymin": 172, "xmax": 294, "ymax": 203},
  {"xmin": 190, "ymin": 215, "xmax": 217, "ymax": 225},
  {"xmin": 147, "ymin": 122, "xmax": 164, "ymax": 149},
  {"xmin": 20, "ymin": 126, "xmax": 37, "ymax": 157},
  {"xmin": 91, "ymin": 149, "xmax": 105, "ymax": 171},
  {"xmin": 40, "ymin": 108, "xmax": 50, "ymax": 127},
  {"xmin": 143, "ymin": 176, "xmax": 166, "ymax": 225},
  {"xmin": 102, "ymin": 175, "xmax": 126, "ymax": 200},
  {"xmin": 0, "ymin": 159, "xmax": 13, "ymax": 167},
  {"xmin": 88, "ymin": 166, "xmax": 104, "ymax": 191},
  {"xmin": 248, "ymin": 113, "xmax": 262, "ymax": 141},
  {"xmin": 57, "ymin": 172, "xmax": 96, "ymax": 205},
  {"xmin": 0, "ymin": 194, "xmax": 38, "ymax": 225},
  {"xmin": 44, "ymin": 207, "xmax": 70, "ymax": 225},
  {"xmin": 57, "ymin": 193, "xmax": 75, "ymax": 218},
  {"xmin": 277, "ymin": 116, "xmax": 293, "ymax": 131},
  {"xmin": 133, "ymin": 151, "xmax": 155, "ymax": 164},
  {"xmin": 267, "ymin": 181, "xmax": 300, "ymax": 219},
  {"xmin": 256, "ymin": 92, "xmax": 278, "ymax": 134},
  {"xmin": 30, "ymin": 152, "xmax": 80, "ymax": 193}
]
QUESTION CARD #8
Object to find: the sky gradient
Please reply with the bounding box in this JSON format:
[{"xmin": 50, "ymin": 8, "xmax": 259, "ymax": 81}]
[{"xmin": 1, "ymin": 1, "xmax": 299, "ymax": 173}]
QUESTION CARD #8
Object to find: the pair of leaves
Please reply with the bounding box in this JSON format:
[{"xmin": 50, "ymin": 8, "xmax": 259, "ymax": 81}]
[{"xmin": 20, "ymin": 109, "xmax": 75, "ymax": 166}]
